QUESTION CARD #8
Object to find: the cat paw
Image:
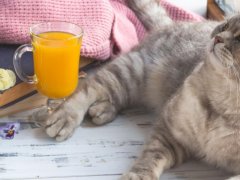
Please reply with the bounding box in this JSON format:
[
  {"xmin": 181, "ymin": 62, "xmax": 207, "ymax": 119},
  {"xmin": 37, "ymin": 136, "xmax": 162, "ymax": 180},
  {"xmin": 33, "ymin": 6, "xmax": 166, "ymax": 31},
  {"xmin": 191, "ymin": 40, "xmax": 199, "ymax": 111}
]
[
  {"xmin": 120, "ymin": 172, "xmax": 153, "ymax": 180},
  {"xmin": 88, "ymin": 100, "xmax": 117, "ymax": 125},
  {"xmin": 31, "ymin": 102, "xmax": 84, "ymax": 141},
  {"xmin": 45, "ymin": 107, "xmax": 80, "ymax": 141}
]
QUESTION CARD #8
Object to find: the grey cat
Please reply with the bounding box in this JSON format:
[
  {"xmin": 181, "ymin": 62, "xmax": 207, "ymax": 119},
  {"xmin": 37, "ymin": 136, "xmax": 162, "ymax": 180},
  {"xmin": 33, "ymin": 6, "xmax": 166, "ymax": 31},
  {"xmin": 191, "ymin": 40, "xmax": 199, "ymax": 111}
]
[{"xmin": 33, "ymin": 0, "xmax": 240, "ymax": 179}]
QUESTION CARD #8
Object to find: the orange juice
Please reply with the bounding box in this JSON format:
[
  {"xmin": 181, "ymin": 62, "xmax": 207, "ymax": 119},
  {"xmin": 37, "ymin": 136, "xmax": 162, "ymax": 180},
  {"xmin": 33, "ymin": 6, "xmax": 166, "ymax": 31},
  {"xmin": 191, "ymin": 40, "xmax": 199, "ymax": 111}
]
[{"xmin": 32, "ymin": 31, "xmax": 82, "ymax": 99}]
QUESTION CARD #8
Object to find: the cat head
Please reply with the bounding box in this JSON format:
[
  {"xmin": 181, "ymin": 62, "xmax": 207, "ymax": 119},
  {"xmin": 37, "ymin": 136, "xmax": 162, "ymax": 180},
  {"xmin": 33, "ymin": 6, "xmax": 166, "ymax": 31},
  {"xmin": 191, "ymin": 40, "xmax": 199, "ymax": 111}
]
[{"xmin": 210, "ymin": 15, "xmax": 240, "ymax": 69}]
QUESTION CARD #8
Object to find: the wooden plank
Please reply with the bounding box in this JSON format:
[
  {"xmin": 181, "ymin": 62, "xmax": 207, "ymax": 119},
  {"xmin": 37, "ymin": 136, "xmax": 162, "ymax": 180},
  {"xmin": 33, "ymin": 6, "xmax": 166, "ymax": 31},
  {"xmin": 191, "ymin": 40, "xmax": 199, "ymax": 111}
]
[
  {"xmin": 0, "ymin": 93, "xmax": 47, "ymax": 117},
  {"xmin": 0, "ymin": 83, "xmax": 36, "ymax": 106},
  {"xmin": 207, "ymin": 0, "xmax": 224, "ymax": 21},
  {"xmin": 0, "ymin": 112, "xmax": 231, "ymax": 179},
  {"xmin": 37, "ymin": 175, "xmax": 121, "ymax": 180}
]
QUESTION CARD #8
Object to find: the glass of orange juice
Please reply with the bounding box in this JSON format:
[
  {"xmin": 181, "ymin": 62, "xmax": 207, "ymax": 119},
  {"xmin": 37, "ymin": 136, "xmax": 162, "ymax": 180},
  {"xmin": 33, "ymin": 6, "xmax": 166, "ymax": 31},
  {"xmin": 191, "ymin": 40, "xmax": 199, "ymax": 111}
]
[{"xmin": 13, "ymin": 22, "xmax": 83, "ymax": 111}]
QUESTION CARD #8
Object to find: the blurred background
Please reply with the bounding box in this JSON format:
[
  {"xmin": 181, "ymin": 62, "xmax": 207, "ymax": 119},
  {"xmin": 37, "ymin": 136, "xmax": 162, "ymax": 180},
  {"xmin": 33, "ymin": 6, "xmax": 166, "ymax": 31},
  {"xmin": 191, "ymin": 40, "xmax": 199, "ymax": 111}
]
[{"xmin": 168, "ymin": 0, "xmax": 208, "ymax": 17}]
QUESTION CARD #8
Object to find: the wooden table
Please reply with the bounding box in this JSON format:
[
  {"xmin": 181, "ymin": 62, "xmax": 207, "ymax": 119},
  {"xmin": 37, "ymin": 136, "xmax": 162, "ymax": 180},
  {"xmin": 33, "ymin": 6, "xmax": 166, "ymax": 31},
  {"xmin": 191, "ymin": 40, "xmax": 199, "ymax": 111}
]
[{"xmin": 0, "ymin": 109, "xmax": 231, "ymax": 179}]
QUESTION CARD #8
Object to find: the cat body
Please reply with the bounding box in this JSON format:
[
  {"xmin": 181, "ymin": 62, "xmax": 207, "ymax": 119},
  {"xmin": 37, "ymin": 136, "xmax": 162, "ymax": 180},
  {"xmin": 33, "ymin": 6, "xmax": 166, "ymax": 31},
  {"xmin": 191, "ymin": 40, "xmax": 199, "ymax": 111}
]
[{"xmin": 33, "ymin": 0, "xmax": 240, "ymax": 179}]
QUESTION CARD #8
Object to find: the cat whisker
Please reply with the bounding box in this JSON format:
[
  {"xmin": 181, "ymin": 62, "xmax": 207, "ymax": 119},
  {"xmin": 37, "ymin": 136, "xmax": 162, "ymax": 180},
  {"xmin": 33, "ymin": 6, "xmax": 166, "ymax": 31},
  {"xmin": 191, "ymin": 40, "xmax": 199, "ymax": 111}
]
[
  {"xmin": 231, "ymin": 65, "xmax": 240, "ymax": 115},
  {"xmin": 227, "ymin": 64, "xmax": 232, "ymax": 100},
  {"xmin": 234, "ymin": 61, "xmax": 240, "ymax": 115}
]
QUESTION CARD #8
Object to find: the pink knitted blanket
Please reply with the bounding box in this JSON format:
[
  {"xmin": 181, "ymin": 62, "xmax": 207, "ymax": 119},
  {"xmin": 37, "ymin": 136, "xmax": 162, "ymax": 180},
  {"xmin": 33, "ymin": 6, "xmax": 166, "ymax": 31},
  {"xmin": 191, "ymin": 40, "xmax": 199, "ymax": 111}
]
[{"xmin": 0, "ymin": 0, "xmax": 203, "ymax": 60}]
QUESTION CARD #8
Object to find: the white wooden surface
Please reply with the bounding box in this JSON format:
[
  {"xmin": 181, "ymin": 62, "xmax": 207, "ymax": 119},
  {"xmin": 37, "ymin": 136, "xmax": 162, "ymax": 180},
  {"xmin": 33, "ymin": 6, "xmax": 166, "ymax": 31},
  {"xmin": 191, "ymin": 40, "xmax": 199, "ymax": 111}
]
[{"xmin": 0, "ymin": 110, "xmax": 231, "ymax": 180}]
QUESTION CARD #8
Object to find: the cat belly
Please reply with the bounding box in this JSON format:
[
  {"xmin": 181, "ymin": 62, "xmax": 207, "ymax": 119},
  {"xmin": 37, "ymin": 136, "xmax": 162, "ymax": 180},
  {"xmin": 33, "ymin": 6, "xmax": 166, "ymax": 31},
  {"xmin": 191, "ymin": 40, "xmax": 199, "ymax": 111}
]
[{"xmin": 162, "ymin": 75, "xmax": 240, "ymax": 174}]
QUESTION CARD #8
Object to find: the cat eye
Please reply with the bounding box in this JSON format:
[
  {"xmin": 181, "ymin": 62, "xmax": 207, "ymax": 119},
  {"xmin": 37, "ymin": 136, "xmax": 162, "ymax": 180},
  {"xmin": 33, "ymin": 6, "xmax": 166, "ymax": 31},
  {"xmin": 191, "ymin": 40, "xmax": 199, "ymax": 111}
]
[
  {"xmin": 236, "ymin": 35, "xmax": 240, "ymax": 42},
  {"xmin": 222, "ymin": 23, "xmax": 228, "ymax": 31}
]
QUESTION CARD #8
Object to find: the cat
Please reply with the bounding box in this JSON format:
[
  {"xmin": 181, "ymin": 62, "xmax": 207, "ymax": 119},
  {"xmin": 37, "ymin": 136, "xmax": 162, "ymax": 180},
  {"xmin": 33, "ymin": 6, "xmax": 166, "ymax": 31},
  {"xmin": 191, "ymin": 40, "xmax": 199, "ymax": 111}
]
[{"xmin": 32, "ymin": 0, "xmax": 240, "ymax": 179}]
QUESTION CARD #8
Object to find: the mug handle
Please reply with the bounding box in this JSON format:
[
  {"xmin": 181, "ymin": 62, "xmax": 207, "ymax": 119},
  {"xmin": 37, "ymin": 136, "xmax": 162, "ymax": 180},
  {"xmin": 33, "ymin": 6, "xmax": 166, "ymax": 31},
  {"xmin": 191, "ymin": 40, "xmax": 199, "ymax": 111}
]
[{"xmin": 13, "ymin": 44, "xmax": 36, "ymax": 84}]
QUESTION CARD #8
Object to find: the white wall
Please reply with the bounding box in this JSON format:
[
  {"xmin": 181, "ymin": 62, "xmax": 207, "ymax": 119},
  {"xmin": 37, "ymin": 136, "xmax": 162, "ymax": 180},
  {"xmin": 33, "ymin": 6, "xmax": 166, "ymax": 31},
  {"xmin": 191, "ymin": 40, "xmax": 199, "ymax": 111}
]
[{"xmin": 167, "ymin": 0, "xmax": 208, "ymax": 17}]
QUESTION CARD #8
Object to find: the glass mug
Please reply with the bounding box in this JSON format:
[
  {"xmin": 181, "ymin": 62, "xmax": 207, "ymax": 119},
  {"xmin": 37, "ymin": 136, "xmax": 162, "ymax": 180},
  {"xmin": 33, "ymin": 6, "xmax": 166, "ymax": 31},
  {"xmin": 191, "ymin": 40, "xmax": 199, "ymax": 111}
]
[{"xmin": 13, "ymin": 22, "xmax": 83, "ymax": 110}]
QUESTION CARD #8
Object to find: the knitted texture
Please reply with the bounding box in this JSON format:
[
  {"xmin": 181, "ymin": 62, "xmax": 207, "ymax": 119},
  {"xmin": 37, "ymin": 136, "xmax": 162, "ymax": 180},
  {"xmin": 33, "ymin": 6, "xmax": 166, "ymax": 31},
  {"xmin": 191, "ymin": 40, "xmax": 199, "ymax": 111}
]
[{"xmin": 0, "ymin": 0, "xmax": 203, "ymax": 60}]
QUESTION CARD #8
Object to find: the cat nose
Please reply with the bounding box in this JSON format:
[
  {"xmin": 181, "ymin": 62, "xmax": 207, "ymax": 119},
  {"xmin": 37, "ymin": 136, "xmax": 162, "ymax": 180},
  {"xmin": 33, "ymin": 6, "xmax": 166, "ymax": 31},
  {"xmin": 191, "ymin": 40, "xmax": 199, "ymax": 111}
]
[{"xmin": 214, "ymin": 36, "xmax": 224, "ymax": 45}]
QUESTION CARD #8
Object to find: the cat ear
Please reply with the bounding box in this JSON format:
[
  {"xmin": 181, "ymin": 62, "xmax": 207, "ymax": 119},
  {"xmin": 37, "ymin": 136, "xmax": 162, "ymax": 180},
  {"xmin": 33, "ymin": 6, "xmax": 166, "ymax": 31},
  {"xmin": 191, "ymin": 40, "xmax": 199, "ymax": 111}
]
[{"xmin": 211, "ymin": 22, "xmax": 228, "ymax": 38}]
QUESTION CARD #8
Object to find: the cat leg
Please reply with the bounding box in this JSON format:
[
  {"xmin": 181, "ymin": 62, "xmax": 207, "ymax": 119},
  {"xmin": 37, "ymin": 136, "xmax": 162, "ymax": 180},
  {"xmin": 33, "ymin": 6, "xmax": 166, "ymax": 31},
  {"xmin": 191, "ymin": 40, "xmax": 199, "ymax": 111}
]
[
  {"xmin": 32, "ymin": 51, "xmax": 145, "ymax": 141},
  {"xmin": 121, "ymin": 127, "xmax": 188, "ymax": 180},
  {"xmin": 31, "ymin": 79, "xmax": 105, "ymax": 141},
  {"xmin": 86, "ymin": 52, "xmax": 146, "ymax": 126}
]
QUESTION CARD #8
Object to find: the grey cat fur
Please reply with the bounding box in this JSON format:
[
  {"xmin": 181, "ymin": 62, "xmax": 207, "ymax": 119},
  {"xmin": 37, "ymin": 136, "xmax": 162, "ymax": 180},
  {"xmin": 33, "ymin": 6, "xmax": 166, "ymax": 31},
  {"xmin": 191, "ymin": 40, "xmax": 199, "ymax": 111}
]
[{"xmin": 33, "ymin": 0, "xmax": 240, "ymax": 179}]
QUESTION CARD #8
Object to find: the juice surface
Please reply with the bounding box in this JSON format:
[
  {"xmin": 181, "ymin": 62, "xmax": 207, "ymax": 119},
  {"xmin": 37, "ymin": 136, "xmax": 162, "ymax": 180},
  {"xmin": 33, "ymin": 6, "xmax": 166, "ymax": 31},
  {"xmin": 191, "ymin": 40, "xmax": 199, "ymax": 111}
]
[{"xmin": 32, "ymin": 31, "xmax": 82, "ymax": 99}]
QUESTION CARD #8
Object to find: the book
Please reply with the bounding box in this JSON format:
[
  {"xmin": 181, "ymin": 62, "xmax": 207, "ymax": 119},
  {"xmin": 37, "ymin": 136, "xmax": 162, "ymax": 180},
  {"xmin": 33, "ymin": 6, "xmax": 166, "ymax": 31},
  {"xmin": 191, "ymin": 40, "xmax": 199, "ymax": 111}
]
[{"xmin": 0, "ymin": 44, "xmax": 95, "ymax": 117}]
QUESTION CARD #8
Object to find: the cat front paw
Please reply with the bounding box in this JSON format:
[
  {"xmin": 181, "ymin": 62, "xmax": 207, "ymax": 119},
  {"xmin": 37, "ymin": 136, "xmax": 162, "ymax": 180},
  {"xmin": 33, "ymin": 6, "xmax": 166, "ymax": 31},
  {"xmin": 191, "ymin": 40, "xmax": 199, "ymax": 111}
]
[
  {"xmin": 88, "ymin": 100, "xmax": 117, "ymax": 125},
  {"xmin": 121, "ymin": 172, "xmax": 154, "ymax": 180},
  {"xmin": 31, "ymin": 102, "xmax": 84, "ymax": 141},
  {"xmin": 45, "ymin": 107, "xmax": 80, "ymax": 141}
]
